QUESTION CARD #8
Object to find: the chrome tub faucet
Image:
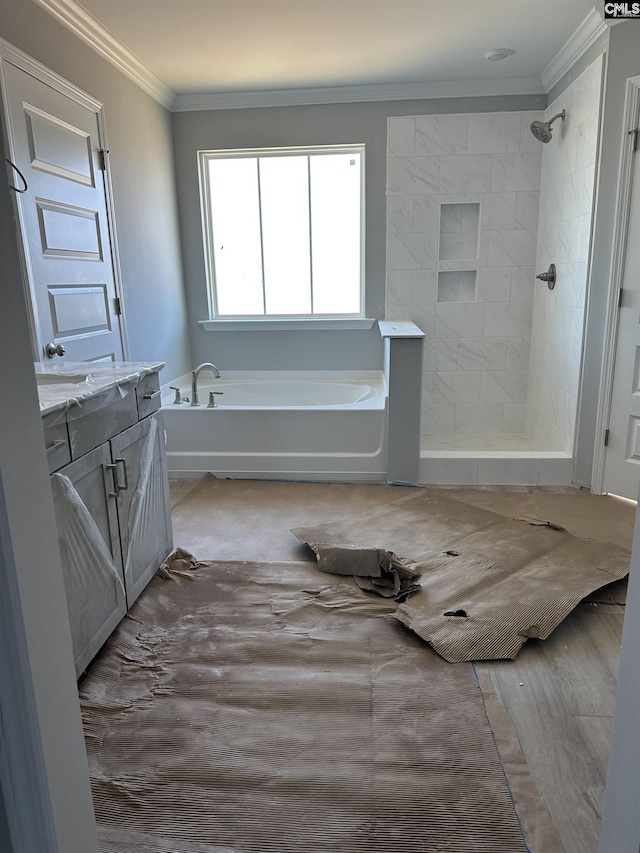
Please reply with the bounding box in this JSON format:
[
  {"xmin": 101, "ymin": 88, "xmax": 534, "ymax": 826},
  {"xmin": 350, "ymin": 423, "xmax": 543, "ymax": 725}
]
[{"xmin": 191, "ymin": 362, "xmax": 221, "ymax": 406}]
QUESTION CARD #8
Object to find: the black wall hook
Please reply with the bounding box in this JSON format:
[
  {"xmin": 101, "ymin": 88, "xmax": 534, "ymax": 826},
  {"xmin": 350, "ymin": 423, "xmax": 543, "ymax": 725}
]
[{"xmin": 6, "ymin": 159, "xmax": 28, "ymax": 193}]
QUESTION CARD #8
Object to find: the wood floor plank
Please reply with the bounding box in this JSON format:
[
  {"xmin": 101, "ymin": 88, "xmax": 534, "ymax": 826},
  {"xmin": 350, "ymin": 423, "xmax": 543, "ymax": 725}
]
[
  {"xmin": 485, "ymin": 614, "xmax": 620, "ymax": 853},
  {"xmin": 523, "ymin": 612, "xmax": 623, "ymax": 717},
  {"xmin": 484, "ymin": 661, "xmax": 585, "ymax": 852},
  {"xmin": 571, "ymin": 715, "xmax": 614, "ymax": 804}
]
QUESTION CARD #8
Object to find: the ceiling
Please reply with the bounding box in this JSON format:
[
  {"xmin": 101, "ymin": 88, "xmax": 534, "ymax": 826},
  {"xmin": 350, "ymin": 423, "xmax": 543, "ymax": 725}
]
[{"xmin": 41, "ymin": 0, "xmax": 602, "ymax": 107}]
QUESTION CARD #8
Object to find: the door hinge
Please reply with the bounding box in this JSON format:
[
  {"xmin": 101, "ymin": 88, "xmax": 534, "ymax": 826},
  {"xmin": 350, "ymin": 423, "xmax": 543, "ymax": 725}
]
[
  {"xmin": 629, "ymin": 128, "xmax": 639, "ymax": 153},
  {"xmin": 618, "ymin": 288, "xmax": 623, "ymax": 308},
  {"xmin": 604, "ymin": 429, "xmax": 610, "ymax": 447},
  {"xmin": 98, "ymin": 148, "xmax": 109, "ymax": 171},
  {"xmin": 114, "ymin": 296, "xmax": 121, "ymax": 315}
]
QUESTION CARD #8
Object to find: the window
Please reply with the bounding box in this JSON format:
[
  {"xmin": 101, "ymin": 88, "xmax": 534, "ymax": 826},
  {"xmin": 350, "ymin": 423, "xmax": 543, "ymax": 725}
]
[{"xmin": 198, "ymin": 145, "xmax": 365, "ymax": 319}]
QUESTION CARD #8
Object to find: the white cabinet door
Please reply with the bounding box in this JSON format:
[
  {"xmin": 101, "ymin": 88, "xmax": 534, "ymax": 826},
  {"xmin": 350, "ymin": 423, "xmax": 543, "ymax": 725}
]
[
  {"xmin": 110, "ymin": 413, "xmax": 173, "ymax": 607},
  {"xmin": 2, "ymin": 59, "xmax": 124, "ymax": 363},
  {"xmin": 50, "ymin": 443, "xmax": 126, "ymax": 677}
]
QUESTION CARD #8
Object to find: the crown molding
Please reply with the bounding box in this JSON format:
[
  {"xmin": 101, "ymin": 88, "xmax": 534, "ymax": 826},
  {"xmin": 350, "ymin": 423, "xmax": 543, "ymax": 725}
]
[
  {"xmin": 31, "ymin": 0, "xmax": 603, "ymax": 112},
  {"xmin": 541, "ymin": 6, "xmax": 609, "ymax": 92},
  {"xmin": 32, "ymin": 0, "xmax": 176, "ymax": 109},
  {"xmin": 173, "ymin": 77, "xmax": 546, "ymax": 112}
]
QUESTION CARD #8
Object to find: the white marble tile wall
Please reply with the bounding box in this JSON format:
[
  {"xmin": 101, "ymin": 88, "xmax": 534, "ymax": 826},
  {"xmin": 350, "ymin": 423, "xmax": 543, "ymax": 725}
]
[
  {"xmin": 386, "ymin": 110, "xmax": 543, "ymax": 445},
  {"xmin": 527, "ymin": 56, "xmax": 603, "ymax": 453}
]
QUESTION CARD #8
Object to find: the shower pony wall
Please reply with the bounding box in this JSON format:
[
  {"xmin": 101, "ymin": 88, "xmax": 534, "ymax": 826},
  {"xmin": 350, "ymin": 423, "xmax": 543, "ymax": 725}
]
[{"xmin": 385, "ymin": 56, "xmax": 604, "ymax": 486}]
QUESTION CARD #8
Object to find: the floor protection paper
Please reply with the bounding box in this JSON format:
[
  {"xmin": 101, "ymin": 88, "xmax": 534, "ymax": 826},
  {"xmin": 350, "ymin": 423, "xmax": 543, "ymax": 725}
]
[
  {"xmin": 292, "ymin": 489, "xmax": 630, "ymax": 662},
  {"xmin": 82, "ymin": 560, "xmax": 539, "ymax": 853}
]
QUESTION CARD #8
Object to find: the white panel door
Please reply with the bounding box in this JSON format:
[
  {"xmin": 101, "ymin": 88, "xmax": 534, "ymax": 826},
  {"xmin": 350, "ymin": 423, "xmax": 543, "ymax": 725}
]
[
  {"xmin": 603, "ymin": 119, "xmax": 640, "ymax": 500},
  {"xmin": 3, "ymin": 59, "xmax": 124, "ymax": 363}
]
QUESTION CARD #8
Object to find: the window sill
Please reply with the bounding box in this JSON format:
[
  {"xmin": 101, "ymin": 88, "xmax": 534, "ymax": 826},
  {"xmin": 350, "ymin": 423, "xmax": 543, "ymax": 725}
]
[{"xmin": 199, "ymin": 318, "xmax": 376, "ymax": 332}]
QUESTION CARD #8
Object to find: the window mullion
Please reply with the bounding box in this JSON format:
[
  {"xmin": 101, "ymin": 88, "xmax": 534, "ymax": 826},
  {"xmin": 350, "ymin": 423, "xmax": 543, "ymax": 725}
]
[
  {"xmin": 307, "ymin": 156, "xmax": 314, "ymax": 315},
  {"xmin": 256, "ymin": 158, "xmax": 267, "ymax": 315}
]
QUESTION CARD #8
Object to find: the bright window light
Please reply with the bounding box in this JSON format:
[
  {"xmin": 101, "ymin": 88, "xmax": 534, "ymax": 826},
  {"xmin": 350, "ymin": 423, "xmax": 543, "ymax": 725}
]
[{"xmin": 199, "ymin": 145, "xmax": 365, "ymax": 319}]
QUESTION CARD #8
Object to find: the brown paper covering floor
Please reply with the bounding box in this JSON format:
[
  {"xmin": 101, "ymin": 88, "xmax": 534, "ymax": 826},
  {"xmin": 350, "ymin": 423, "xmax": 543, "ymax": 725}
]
[
  {"xmin": 292, "ymin": 489, "xmax": 630, "ymax": 662},
  {"xmin": 163, "ymin": 476, "xmax": 631, "ymax": 852},
  {"xmin": 82, "ymin": 560, "xmax": 546, "ymax": 853}
]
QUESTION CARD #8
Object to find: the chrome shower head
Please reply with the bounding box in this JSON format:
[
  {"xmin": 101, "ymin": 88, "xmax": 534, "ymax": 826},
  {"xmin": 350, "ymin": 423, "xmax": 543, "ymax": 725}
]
[
  {"xmin": 530, "ymin": 120, "xmax": 553, "ymax": 143},
  {"xmin": 530, "ymin": 109, "xmax": 566, "ymax": 143}
]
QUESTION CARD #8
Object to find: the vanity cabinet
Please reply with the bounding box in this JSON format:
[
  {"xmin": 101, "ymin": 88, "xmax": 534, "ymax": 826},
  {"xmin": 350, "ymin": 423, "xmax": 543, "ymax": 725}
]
[{"xmin": 46, "ymin": 368, "xmax": 172, "ymax": 677}]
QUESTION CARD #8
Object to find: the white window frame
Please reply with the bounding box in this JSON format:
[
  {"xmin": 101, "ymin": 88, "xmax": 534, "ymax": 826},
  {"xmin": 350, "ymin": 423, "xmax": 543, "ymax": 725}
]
[{"xmin": 198, "ymin": 144, "xmax": 366, "ymax": 322}]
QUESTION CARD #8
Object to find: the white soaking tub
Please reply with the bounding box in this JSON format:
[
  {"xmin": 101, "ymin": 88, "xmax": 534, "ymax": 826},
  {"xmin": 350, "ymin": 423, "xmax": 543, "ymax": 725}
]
[{"xmin": 161, "ymin": 371, "xmax": 387, "ymax": 482}]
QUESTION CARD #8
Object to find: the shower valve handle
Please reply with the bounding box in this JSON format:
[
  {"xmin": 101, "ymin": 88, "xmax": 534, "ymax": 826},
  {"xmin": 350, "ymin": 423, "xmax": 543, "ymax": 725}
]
[{"xmin": 536, "ymin": 263, "xmax": 556, "ymax": 290}]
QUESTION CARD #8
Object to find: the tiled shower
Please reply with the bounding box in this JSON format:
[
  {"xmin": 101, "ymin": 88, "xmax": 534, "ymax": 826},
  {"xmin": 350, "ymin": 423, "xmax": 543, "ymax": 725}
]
[{"xmin": 385, "ymin": 56, "xmax": 603, "ymax": 482}]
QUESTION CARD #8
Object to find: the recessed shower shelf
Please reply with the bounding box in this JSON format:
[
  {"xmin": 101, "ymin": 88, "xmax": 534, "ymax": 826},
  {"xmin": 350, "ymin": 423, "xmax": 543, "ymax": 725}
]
[
  {"xmin": 438, "ymin": 202, "xmax": 481, "ymax": 262},
  {"xmin": 437, "ymin": 202, "xmax": 480, "ymax": 303},
  {"xmin": 437, "ymin": 270, "xmax": 477, "ymax": 303}
]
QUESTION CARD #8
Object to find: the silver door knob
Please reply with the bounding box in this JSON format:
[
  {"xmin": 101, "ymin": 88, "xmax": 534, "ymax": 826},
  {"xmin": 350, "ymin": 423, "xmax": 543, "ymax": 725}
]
[{"xmin": 44, "ymin": 342, "xmax": 66, "ymax": 358}]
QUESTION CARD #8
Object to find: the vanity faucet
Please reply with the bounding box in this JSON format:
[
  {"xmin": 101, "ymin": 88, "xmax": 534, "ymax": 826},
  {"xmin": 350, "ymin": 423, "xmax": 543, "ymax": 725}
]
[{"xmin": 191, "ymin": 362, "xmax": 221, "ymax": 406}]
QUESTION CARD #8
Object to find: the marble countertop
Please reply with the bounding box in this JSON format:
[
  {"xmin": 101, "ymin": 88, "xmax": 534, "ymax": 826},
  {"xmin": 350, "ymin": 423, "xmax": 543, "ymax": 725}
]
[
  {"xmin": 36, "ymin": 361, "xmax": 165, "ymax": 418},
  {"xmin": 378, "ymin": 321, "xmax": 425, "ymax": 339}
]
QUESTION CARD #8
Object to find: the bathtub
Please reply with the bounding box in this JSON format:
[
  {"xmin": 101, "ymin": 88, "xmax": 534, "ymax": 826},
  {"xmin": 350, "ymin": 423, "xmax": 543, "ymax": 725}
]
[{"xmin": 161, "ymin": 371, "xmax": 387, "ymax": 481}]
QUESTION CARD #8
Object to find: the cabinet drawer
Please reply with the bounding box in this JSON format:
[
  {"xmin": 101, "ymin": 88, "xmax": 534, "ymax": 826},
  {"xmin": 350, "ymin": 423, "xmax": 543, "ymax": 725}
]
[
  {"xmin": 43, "ymin": 414, "xmax": 71, "ymax": 473},
  {"xmin": 68, "ymin": 389, "xmax": 138, "ymax": 460},
  {"xmin": 136, "ymin": 371, "xmax": 161, "ymax": 419}
]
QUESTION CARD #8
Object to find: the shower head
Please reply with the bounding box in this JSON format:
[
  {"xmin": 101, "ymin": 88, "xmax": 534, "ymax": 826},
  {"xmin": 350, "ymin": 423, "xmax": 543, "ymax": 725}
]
[{"xmin": 530, "ymin": 109, "xmax": 566, "ymax": 143}]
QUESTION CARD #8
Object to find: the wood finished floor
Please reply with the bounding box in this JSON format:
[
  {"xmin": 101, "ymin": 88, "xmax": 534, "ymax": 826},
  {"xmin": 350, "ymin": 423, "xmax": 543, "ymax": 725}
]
[{"xmin": 169, "ymin": 478, "xmax": 632, "ymax": 853}]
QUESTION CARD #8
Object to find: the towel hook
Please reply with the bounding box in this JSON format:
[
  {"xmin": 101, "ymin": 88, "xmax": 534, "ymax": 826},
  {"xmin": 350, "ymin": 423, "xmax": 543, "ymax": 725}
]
[{"xmin": 5, "ymin": 159, "xmax": 28, "ymax": 193}]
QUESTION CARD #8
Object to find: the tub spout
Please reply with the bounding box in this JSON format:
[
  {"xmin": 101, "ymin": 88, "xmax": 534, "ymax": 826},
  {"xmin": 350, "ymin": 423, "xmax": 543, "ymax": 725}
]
[{"xmin": 191, "ymin": 362, "xmax": 221, "ymax": 406}]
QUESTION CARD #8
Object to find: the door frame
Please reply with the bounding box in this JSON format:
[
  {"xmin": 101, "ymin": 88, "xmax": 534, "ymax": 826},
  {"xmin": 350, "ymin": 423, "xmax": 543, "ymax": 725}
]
[
  {"xmin": 592, "ymin": 74, "xmax": 640, "ymax": 495},
  {"xmin": 0, "ymin": 472, "xmax": 59, "ymax": 852},
  {"xmin": 0, "ymin": 37, "xmax": 129, "ymax": 362}
]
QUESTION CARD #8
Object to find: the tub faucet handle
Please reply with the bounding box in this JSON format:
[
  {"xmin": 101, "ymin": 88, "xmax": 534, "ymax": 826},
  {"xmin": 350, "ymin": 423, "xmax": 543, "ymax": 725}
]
[
  {"xmin": 207, "ymin": 391, "xmax": 224, "ymax": 408},
  {"xmin": 170, "ymin": 386, "xmax": 182, "ymax": 405}
]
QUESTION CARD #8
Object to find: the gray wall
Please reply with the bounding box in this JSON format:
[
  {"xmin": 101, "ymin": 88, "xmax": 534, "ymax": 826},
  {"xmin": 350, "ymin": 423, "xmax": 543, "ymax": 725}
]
[
  {"xmin": 575, "ymin": 23, "xmax": 640, "ymax": 487},
  {"xmin": 172, "ymin": 94, "xmax": 544, "ymax": 373},
  {"xmin": 1, "ymin": 0, "xmax": 191, "ymax": 382}
]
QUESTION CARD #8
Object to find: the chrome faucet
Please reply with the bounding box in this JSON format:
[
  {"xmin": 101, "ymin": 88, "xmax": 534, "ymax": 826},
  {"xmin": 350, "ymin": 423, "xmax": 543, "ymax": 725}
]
[{"xmin": 190, "ymin": 362, "xmax": 221, "ymax": 406}]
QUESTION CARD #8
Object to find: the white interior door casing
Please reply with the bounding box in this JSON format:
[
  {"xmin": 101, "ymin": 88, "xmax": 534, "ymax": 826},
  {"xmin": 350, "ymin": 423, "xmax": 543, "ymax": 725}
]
[
  {"xmin": 1, "ymin": 54, "xmax": 125, "ymax": 364},
  {"xmin": 603, "ymin": 99, "xmax": 640, "ymax": 501}
]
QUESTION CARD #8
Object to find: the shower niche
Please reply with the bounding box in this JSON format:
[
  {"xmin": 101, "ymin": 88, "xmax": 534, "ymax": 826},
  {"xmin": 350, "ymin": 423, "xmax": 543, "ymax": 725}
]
[{"xmin": 437, "ymin": 202, "xmax": 480, "ymax": 304}]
